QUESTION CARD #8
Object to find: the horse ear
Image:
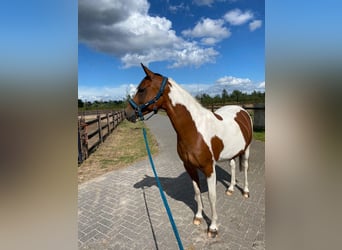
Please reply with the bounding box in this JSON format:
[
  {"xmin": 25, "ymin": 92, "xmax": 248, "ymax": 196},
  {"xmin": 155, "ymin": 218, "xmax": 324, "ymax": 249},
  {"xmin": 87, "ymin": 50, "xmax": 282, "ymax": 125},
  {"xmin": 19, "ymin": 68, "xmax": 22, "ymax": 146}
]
[{"xmin": 141, "ymin": 63, "xmax": 154, "ymax": 78}]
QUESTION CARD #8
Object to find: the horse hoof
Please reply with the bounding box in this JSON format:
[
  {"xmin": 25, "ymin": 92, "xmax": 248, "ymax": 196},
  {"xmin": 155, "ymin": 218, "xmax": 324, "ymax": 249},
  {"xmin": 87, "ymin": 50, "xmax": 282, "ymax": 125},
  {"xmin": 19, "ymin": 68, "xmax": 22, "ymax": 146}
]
[
  {"xmin": 243, "ymin": 192, "xmax": 250, "ymax": 198},
  {"xmin": 207, "ymin": 229, "xmax": 218, "ymax": 238},
  {"xmin": 226, "ymin": 190, "xmax": 233, "ymax": 196},
  {"xmin": 193, "ymin": 217, "xmax": 202, "ymax": 225}
]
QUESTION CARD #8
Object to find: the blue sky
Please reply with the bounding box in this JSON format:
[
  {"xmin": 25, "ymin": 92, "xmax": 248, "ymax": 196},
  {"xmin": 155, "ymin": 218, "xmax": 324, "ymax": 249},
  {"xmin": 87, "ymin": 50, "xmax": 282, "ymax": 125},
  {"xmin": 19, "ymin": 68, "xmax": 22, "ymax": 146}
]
[{"xmin": 78, "ymin": 0, "xmax": 264, "ymax": 101}]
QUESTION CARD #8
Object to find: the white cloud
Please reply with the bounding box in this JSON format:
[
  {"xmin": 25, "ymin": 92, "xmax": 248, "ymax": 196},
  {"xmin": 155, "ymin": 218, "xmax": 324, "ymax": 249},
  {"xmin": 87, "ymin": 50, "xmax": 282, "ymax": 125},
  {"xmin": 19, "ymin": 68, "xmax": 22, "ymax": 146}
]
[
  {"xmin": 200, "ymin": 37, "xmax": 220, "ymax": 46},
  {"xmin": 79, "ymin": 0, "xmax": 219, "ymax": 68},
  {"xmin": 182, "ymin": 18, "xmax": 231, "ymax": 45},
  {"xmin": 121, "ymin": 42, "xmax": 219, "ymax": 68},
  {"xmin": 176, "ymin": 83, "xmax": 213, "ymax": 96},
  {"xmin": 216, "ymin": 76, "xmax": 252, "ymax": 86},
  {"xmin": 249, "ymin": 19, "xmax": 262, "ymax": 31},
  {"xmin": 169, "ymin": 3, "xmax": 189, "ymax": 13},
  {"xmin": 193, "ymin": 0, "xmax": 237, "ymax": 6},
  {"xmin": 79, "ymin": 1, "xmax": 178, "ymax": 54},
  {"xmin": 193, "ymin": 0, "xmax": 215, "ymax": 6},
  {"xmin": 78, "ymin": 84, "xmax": 133, "ymax": 101},
  {"xmin": 257, "ymin": 81, "xmax": 265, "ymax": 89},
  {"xmin": 224, "ymin": 9, "xmax": 254, "ymax": 26},
  {"xmin": 170, "ymin": 43, "xmax": 219, "ymax": 68},
  {"xmin": 206, "ymin": 75, "xmax": 264, "ymax": 95},
  {"xmin": 129, "ymin": 84, "xmax": 137, "ymax": 97}
]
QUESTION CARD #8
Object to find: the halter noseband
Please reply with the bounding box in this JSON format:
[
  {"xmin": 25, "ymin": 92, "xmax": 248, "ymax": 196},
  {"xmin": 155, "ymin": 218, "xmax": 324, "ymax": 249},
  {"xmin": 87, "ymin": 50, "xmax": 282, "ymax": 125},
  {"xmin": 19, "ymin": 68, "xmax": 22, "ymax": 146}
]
[{"xmin": 128, "ymin": 76, "xmax": 168, "ymax": 121}]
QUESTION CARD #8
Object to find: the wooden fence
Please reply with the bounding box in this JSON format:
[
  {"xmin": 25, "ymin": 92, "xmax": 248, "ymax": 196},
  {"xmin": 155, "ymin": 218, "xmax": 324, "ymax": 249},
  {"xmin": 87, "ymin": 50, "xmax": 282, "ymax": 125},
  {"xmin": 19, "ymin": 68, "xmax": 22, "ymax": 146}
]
[
  {"xmin": 78, "ymin": 109, "xmax": 122, "ymax": 117},
  {"xmin": 204, "ymin": 103, "xmax": 265, "ymax": 131},
  {"xmin": 78, "ymin": 110, "xmax": 125, "ymax": 164}
]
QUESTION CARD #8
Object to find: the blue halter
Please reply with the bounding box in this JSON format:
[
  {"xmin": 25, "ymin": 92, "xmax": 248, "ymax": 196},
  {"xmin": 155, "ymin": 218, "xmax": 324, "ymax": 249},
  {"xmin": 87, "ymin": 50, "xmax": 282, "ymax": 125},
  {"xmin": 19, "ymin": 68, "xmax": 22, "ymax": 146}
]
[{"xmin": 128, "ymin": 76, "xmax": 168, "ymax": 121}]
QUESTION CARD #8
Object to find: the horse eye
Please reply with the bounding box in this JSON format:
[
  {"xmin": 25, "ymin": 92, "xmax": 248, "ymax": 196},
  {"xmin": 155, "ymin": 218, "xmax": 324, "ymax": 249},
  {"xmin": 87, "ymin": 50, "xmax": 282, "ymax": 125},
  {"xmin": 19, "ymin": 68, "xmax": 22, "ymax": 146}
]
[{"xmin": 137, "ymin": 88, "xmax": 145, "ymax": 93}]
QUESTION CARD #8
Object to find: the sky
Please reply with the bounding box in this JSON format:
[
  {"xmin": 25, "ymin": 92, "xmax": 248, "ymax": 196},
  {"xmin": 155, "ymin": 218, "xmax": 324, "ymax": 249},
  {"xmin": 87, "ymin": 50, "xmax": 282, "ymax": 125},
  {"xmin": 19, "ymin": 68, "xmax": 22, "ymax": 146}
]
[{"xmin": 78, "ymin": 0, "xmax": 265, "ymax": 101}]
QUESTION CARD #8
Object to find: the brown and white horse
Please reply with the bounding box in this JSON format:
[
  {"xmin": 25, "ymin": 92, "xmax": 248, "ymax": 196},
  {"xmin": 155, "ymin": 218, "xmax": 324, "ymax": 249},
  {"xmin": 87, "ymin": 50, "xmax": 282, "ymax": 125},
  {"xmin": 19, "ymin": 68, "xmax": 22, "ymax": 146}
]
[{"xmin": 125, "ymin": 64, "xmax": 253, "ymax": 237}]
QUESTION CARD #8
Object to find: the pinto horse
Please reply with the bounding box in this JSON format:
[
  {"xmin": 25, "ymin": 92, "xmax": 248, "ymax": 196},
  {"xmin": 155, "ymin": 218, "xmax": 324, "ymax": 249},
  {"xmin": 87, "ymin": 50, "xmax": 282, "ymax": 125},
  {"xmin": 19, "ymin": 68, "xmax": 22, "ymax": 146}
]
[{"xmin": 125, "ymin": 64, "xmax": 253, "ymax": 237}]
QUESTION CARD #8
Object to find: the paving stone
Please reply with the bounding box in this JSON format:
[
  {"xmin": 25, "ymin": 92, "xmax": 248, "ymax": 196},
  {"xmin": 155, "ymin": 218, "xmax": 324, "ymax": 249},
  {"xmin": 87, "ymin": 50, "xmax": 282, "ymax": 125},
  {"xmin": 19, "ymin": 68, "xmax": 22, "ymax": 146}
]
[{"xmin": 78, "ymin": 114, "xmax": 265, "ymax": 249}]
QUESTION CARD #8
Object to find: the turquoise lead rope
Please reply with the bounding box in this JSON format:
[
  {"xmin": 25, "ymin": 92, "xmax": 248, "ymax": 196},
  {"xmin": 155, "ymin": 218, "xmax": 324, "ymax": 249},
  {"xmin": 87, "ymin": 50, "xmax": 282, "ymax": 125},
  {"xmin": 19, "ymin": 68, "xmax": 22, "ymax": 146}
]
[{"xmin": 142, "ymin": 126, "xmax": 184, "ymax": 250}]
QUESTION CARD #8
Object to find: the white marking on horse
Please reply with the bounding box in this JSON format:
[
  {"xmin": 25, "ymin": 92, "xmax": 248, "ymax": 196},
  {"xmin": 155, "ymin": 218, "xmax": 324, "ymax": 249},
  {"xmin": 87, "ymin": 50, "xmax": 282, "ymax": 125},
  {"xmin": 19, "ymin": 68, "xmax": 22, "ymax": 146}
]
[{"xmin": 168, "ymin": 78, "xmax": 246, "ymax": 160}]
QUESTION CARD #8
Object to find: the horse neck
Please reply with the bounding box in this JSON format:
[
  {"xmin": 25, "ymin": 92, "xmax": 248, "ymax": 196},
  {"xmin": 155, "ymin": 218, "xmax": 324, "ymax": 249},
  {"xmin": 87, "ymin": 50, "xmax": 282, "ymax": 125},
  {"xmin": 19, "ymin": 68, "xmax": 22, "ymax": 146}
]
[{"xmin": 163, "ymin": 79, "xmax": 209, "ymax": 137}]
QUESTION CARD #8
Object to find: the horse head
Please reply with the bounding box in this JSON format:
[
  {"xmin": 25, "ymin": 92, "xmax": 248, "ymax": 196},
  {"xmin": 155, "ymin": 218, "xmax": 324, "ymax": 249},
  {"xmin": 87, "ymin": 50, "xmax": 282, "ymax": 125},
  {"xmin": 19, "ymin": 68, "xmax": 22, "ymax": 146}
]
[{"xmin": 125, "ymin": 64, "xmax": 168, "ymax": 122}]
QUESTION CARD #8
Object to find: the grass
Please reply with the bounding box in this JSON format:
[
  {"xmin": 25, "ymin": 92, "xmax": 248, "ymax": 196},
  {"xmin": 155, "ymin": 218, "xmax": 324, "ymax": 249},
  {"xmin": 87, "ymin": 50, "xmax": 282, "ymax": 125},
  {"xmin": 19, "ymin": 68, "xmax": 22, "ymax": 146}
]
[
  {"xmin": 78, "ymin": 120, "xmax": 158, "ymax": 184},
  {"xmin": 253, "ymin": 130, "xmax": 265, "ymax": 141},
  {"xmin": 78, "ymin": 117, "xmax": 264, "ymax": 183}
]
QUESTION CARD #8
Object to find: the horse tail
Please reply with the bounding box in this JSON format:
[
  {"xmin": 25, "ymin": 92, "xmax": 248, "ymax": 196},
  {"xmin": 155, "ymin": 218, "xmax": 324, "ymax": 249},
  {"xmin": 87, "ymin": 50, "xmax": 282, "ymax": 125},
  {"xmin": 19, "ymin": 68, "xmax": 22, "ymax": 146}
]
[{"xmin": 239, "ymin": 154, "xmax": 243, "ymax": 172}]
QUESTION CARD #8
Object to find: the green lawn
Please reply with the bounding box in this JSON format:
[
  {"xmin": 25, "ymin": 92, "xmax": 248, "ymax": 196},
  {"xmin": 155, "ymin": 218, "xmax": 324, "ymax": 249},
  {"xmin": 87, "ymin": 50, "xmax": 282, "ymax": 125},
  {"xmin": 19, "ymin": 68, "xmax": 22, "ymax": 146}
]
[{"xmin": 253, "ymin": 130, "xmax": 265, "ymax": 141}]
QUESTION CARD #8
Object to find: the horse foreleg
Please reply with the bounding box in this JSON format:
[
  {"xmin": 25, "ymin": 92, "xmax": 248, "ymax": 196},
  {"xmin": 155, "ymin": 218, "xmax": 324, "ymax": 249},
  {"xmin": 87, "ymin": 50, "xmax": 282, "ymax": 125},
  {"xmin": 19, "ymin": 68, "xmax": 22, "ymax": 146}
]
[
  {"xmin": 192, "ymin": 180, "xmax": 203, "ymax": 225},
  {"xmin": 207, "ymin": 165, "xmax": 218, "ymax": 238},
  {"xmin": 226, "ymin": 158, "xmax": 237, "ymax": 196},
  {"xmin": 184, "ymin": 164, "xmax": 203, "ymax": 225}
]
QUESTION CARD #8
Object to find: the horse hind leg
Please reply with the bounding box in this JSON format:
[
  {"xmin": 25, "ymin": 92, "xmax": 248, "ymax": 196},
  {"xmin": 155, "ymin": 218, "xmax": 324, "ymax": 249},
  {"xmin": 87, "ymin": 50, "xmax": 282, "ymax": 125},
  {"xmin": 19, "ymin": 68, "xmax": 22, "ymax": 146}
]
[
  {"xmin": 240, "ymin": 146, "xmax": 250, "ymax": 198},
  {"xmin": 226, "ymin": 158, "xmax": 237, "ymax": 196},
  {"xmin": 206, "ymin": 164, "xmax": 218, "ymax": 238}
]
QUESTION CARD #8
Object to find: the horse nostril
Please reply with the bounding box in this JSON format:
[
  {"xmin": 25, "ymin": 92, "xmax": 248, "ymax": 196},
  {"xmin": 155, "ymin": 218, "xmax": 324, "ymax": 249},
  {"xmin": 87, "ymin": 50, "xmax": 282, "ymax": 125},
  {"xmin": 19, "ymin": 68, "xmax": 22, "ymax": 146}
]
[
  {"xmin": 124, "ymin": 109, "xmax": 136, "ymax": 122},
  {"xmin": 124, "ymin": 109, "xmax": 131, "ymax": 120}
]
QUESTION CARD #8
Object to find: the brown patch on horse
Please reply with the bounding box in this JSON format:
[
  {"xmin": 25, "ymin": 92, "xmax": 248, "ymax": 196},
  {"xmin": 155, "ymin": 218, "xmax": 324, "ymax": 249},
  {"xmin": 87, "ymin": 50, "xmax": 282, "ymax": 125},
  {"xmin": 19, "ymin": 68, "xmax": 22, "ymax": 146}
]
[
  {"xmin": 211, "ymin": 136, "xmax": 224, "ymax": 161},
  {"xmin": 213, "ymin": 113, "xmax": 223, "ymax": 121},
  {"xmin": 165, "ymin": 102, "xmax": 214, "ymax": 178},
  {"xmin": 234, "ymin": 110, "xmax": 253, "ymax": 149}
]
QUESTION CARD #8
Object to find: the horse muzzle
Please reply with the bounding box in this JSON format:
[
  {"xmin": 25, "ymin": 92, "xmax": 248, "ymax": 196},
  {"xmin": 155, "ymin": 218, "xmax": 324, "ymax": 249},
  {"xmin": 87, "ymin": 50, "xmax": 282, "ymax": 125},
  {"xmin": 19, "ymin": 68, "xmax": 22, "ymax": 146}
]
[{"xmin": 124, "ymin": 108, "xmax": 137, "ymax": 123}]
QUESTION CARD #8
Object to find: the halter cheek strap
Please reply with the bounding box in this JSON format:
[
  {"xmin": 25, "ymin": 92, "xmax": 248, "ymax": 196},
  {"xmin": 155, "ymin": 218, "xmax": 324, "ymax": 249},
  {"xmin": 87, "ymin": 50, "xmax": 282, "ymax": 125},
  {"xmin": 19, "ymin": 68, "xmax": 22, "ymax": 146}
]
[{"xmin": 128, "ymin": 76, "xmax": 168, "ymax": 121}]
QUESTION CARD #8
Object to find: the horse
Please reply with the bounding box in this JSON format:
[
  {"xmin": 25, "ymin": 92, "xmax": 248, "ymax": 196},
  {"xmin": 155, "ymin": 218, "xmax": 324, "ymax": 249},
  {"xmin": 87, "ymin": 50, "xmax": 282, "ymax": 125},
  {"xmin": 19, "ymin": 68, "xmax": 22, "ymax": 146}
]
[{"xmin": 125, "ymin": 64, "xmax": 253, "ymax": 238}]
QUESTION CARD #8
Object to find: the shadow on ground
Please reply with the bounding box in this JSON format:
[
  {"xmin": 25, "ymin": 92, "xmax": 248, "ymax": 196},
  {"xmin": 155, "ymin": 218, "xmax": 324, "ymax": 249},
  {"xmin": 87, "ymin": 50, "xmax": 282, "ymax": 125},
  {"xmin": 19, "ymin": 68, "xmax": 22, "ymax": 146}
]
[{"xmin": 133, "ymin": 164, "xmax": 246, "ymax": 214}]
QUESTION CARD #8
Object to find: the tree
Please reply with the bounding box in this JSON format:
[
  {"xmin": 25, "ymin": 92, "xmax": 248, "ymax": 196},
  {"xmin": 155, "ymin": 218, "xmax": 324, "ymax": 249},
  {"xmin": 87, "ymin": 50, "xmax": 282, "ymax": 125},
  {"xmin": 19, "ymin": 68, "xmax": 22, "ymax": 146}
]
[
  {"xmin": 231, "ymin": 90, "xmax": 242, "ymax": 103},
  {"xmin": 201, "ymin": 93, "xmax": 212, "ymax": 106},
  {"xmin": 221, "ymin": 89, "xmax": 228, "ymax": 104},
  {"xmin": 213, "ymin": 94, "xmax": 221, "ymax": 104},
  {"xmin": 78, "ymin": 99, "xmax": 84, "ymax": 108}
]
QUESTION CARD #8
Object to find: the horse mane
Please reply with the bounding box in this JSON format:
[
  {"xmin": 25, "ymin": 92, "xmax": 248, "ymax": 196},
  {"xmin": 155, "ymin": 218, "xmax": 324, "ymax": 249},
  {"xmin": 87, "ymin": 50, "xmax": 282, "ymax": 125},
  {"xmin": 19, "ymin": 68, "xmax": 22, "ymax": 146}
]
[{"xmin": 168, "ymin": 78, "xmax": 211, "ymax": 116}]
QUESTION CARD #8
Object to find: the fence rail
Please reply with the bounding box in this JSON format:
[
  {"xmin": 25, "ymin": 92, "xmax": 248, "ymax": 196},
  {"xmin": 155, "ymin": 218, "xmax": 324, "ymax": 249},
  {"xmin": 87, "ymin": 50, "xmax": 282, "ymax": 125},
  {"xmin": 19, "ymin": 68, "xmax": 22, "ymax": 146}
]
[
  {"xmin": 78, "ymin": 110, "xmax": 125, "ymax": 164},
  {"xmin": 78, "ymin": 109, "xmax": 123, "ymax": 117}
]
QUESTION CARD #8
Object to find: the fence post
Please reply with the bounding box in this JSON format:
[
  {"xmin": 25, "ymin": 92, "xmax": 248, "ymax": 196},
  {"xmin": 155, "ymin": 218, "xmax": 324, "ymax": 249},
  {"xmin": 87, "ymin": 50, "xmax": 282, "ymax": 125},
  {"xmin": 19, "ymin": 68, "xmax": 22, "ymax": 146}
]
[
  {"xmin": 78, "ymin": 118, "xmax": 88, "ymax": 164},
  {"xmin": 119, "ymin": 110, "xmax": 123, "ymax": 122},
  {"xmin": 78, "ymin": 119, "xmax": 82, "ymax": 164},
  {"xmin": 110, "ymin": 111, "xmax": 114, "ymax": 132},
  {"xmin": 97, "ymin": 114, "xmax": 103, "ymax": 143},
  {"xmin": 106, "ymin": 113, "xmax": 110, "ymax": 135},
  {"xmin": 114, "ymin": 112, "xmax": 118, "ymax": 128}
]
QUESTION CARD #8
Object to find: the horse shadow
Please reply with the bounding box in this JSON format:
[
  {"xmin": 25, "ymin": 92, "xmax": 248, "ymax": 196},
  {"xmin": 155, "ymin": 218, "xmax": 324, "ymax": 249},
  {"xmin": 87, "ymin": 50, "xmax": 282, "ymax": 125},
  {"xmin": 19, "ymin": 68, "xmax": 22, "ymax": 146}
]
[
  {"xmin": 133, "ymin": 164, "xmax": 244, "ymax": 216},
  {"xmin": 134, "ymin": 171, "xmax": 197, "ymax": 213}
]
